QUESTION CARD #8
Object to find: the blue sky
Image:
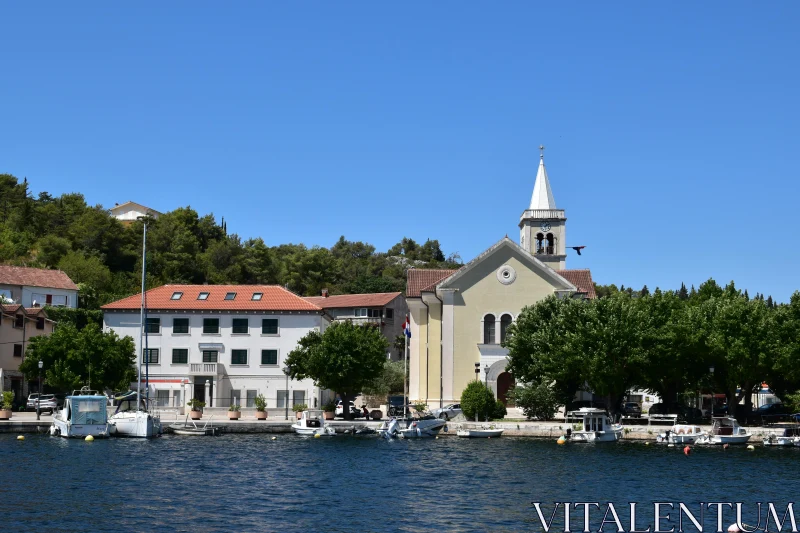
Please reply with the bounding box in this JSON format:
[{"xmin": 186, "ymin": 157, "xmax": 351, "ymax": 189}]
[{"xmin": 2, "ymin": 3, "xmax": 799, "ymax": 300}]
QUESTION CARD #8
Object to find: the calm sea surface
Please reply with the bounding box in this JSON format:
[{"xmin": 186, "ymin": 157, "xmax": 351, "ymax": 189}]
[{"xmin": 1, "ymin": 433, "xmax": 798, "ymax": 532}]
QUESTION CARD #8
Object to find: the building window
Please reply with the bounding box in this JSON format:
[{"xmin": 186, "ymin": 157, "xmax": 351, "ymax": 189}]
[
  {"xmin": 277, "ymin": 390, "xmax": 288, "ymax": 409},
  {"xmin": 145, "ymin": 317, "xmax": 161, "ymax": 334},
  {"xmin": 13, "ymin": 344, "xmax": 22, "ymax": 357},
  {"xmin": 156, "ymin": 390, "xmax": 170, "ymax": 407},
  {"xmin": 224, "ymin": 292, "xmax": 236, "ymax": 300},
  {"xmin": 173, "ymin": 318, "xmax": 189, "ymax": 334},
  {"xmin": 171, "ymin": 292, "xmax": 183, "ymax": 300},
  {"xmin": 203, "ymin": 318, "xmax": 220, "ymax": 334},
  {"xmin": 198, "ymin": 292, "xmax": 209, "ymax": 300},
  {"xmin": 261, "ymin": 349, "xmax": 278, "ymax": 365},
  {"xmin": 232, "ymin": 318, "xmax": 249, "ymax": 334},
  {"xmin": 252, "ymin": 292, "xmax": 263, "ymax": 301},
  {"xmin": 51, "ymin": 295, "xmax": 67, "ymax": 307},
  {"xmin": 202, "ymin": 350, "xmax": 218, "ymax": 363},
  {"xmin": 483, "ymin": 314, "xmax": 496, "ymax": 344},
  {"xmin": 246, "ymin": 390, "xmax": 257, "ymax": 408},
  {"xmin": 14, "ymin": 315, "xmax": 23, "ymax": 328},
  {"xmin": 231, "ymin": 349, "xmax": 248, "ymax": 365},
  {"xmin": 385, "ymin": 308, "xmax": 394, "ymax": 319},
  {"xmin": 354, "ymin": 308, "xmax": 366, "ymax": 318},
  {"xmin": 172, "ymin": 348, "xmax": 188, "ymax": 364},
  {"xmin": 262, "ymin": 319, "xmax": 278, "ymax": 335},
  {"xmin": 144, "ymin": 349, "xmax": 159, "ymax": 364},
  {"xmin": 292, "ymin": 390, "xmax": 306, "ymax": 407},
  {"xmin": 500, "ymin": 314, "xmax": 513, "ymax": 343},
  {"xmin": 36, "ymin": 317, "xmax": 45, "ymax": 330}
]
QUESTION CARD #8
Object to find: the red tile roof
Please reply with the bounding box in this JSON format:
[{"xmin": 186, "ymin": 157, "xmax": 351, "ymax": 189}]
[
  {"xmin": 0, "ymin": 265, "xmax": 79, "ymax": 290},
  {"xmin": 406, "ymin": 269, "xmax": 460, "ymax": 298},
  {"xmin": 102, "ymin": 285, "xmax": 323, "ymax": 312},
  {"xmin": 556, "ymin": 269, "xmax": 597, "ymax": 299},
  {"xmin": 304, "ymin": 292, "xmax": 402, "ymax": 309},
  {"xmin": 0, "ymin": 304, "xmax": 49, "ymax": 317}
]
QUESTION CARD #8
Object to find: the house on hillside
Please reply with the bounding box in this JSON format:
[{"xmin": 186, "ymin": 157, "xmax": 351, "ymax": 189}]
[
  {"xmin": 0, "ymin": 305, "xmax": 56, "ymax": 406},
  {"xmin": 102, "ymin": 285, "xmax": 330, "ymax": 413},
  {"xmin": 110, "ymin": 201, "xmax": 162, "ymax": 223},
  {"xmin": 0, "ymin": 265, "xmax": 79, "ymax": 308},
  {"xmin": 303, "ymin": 291, "xmax": 408, "ymax": 361}
]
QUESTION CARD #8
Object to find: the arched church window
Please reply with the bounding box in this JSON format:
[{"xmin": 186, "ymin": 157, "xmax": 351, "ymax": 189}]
[
  {"xmin": 546, "ymin": 233, "xmax": 554, "ymax": 255},
  {"xmin": 500, "ymin": 314, "xmax": 513, "ymax": 343},
  {"xmin": 535, "ymin": 233, "xmax": 544, "ymax": 254},
  {"xmin": 483, "ymin": 314, "xmax": 496, "ymax": 344}
]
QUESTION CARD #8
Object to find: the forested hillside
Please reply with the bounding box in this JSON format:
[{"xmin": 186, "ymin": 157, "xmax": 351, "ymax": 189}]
[{"xmin": 0, "ymin": 174, "xmax": 462, "ymax": 309}]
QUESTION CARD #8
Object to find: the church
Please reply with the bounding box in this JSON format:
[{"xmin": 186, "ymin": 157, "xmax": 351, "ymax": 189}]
[{"xmin": 406, "ymin": 148, "xmax": 596, "ymax": 409}]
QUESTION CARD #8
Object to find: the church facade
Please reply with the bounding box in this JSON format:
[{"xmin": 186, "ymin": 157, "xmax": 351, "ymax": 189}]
[{"xmin": 406, "ymin": 150, "xmax": 596, "ymax": 409}]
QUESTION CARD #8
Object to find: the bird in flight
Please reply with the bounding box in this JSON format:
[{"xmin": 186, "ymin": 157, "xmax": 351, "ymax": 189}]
[{"xmin": 570, "ymin": 246, "xmax": 586, "ymax": 255}]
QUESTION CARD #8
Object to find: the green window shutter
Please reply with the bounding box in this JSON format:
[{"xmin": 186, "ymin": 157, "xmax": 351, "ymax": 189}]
[
  {"xmin": 231, "ymin": 350, "xmax": 248, "ymax": 365},
  {"xmin": 261, "ymin": 319, "xmax": 278, "ymax": 335},
  {"xmin": 261, "ymin": 349, "xmax": 278, "ymax": 365}
]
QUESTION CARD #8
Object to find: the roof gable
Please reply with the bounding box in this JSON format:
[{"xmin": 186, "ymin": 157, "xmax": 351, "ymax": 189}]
[
  {"xmin": 304, "ymin": 292, "xmax": 402, "ymax": 309},
  {"xmin": 109, "ymin": 201, "xmax": 162, "ymax": 216},
  {"xmin": 407, "ymin": 269, "xmax": 460, "ymax": 298},
  {"xmin": 0, "ymin": 265, "xmax": 79, "ymax": 291}
]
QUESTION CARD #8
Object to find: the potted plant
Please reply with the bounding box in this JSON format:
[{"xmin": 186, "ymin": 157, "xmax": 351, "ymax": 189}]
[
  {"xmin": 322, "ymin": 400, "xmax": 336, "ymax": 420},
  {"xmin": 228, "ymin": 404, "xmax": 241, "ymax": 420},
  {"xmin": 254, "ymin": 394, "xmax": 268, "ymax": 420},
  {"xmin": 187, "ymin": 398, "xmax": 205, "ymax": 420},
  {"xmin": 0, "ymin": 391, "xmax": 13, "ymax": 420},
  {"xmin": 292, "ymin": 403, "xmax": 308, "ymax": 420}
]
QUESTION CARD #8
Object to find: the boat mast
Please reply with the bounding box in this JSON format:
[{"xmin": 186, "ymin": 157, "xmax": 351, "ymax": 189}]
[
  {"xmin": 137, "ymin": 219, "xmax": 147, "ymax": 412},
  {"xmin": 143, "ymin": 221, "xmax": 150, "ymax": 406}
]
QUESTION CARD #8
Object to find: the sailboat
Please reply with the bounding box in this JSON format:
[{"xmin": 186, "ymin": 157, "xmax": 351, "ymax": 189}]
[{"xmin": 109, "ymin": 219, "xmax": 162, "ymax": 438}]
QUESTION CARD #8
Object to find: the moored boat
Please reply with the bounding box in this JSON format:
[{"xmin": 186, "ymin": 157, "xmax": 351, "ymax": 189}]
[
  {"xmin": 50, "ymin": 388, "xmax": 111, "ymax": 438},
  {"xmin": 378, "ymin": 413, "xmax": 446, "ymax": 439},
  {"xmin": 656, "ymin": 424, "xmax": 705, "ymax": 444},
  {"xmin": 561, "ymin": 408, "xmax": 623, "ymax": 443},
  {"xmin": 169, "ymin": 415, "xmax": 220, "ymax": 436},
  {"xmin": 763, "ymin": 428, "xmax": 800, "ymax": 447},
  {"xmin": 109, "ymin": 391, "xmax": 162, "ymax": 438},
  {"xmin": 292, "ymin": 409, "xmax": 335, "ymax": 436},
  {"xmin": 695, "ymin": 417, "xmax": 751, "ymax": 445},
  {"xmin": 456, "ymin": 426, "xmax": 503, "ymax": 438}
]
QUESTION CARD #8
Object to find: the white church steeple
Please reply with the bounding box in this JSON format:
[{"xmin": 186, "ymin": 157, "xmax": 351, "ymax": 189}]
[
  {"xmin": 529, "ymin": 145, "xmax": 557, "ymax": 210},
  {"xmin": 519, "ymin": 145, "xmax": 568, "ymax": 269}
]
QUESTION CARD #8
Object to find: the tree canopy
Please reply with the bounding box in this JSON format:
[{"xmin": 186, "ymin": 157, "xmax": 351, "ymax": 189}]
[
  {"xmin": 0, "ymin": 174, "xmax": 462, "ymax": 309},
  {"xmin": 284, "ymin": 321, "xmax": 388, "ymax": 420},
  {"xmin": 505, "ymin": 279, "xmax": 800, "ymax": 418},
  {"xmin": 19, "ymin": 323, "xmax": 136, "ymax": 393}
]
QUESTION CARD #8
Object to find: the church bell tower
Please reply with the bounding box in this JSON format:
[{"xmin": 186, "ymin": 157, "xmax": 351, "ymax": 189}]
[{"xmin": 519, "ymin": 146, "xmax": 567, "ymax": 270}]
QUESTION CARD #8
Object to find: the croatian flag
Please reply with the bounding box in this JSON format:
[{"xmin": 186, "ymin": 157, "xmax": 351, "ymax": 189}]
[{"xmin": 402, "ymin": 316, "xmax": 411, "ymax": 338}]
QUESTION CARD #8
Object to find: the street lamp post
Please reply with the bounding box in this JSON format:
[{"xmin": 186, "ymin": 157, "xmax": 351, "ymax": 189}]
[
  {"xmin": 709, "ymin": 365, "xmax": 715, "ymax": 419},
  {"xmin": 484, "ymin": 364, "xmax": 489, "ymax": 388},
  {"xmin": 36, "ymin": 360, "xmax": 43, "ymax": 420},
  {"xmin": 283, "ymin": 367, "xmax": 289, "ymax": 421}
]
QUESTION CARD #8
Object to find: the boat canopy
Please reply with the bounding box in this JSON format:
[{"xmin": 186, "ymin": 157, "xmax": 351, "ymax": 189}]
[{"xmin": 68, "ymin": 396, "xmax": 108, "ymax": 425}]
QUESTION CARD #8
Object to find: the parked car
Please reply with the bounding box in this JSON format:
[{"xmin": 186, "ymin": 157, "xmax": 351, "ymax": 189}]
[
  {"xmin": 334, "ymin": 401, "xmax": 363, "ymax": 418},
  {"xmin": 620, "ymin": 402, "xmax": 642, "ymax": 417},
  {"xmin": 432, "ymin": 403, "xmax": 462, "ymax": 421},
  {"xmin": 26, "ymin": 394, "xmax": 57, "ymax": 413}
]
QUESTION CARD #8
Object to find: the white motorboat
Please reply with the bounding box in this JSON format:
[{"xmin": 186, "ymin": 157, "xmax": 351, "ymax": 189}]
[
  {"xmin": 378, "ymin": 414, "xmax": 446, "ymax": 439},
  {"xmin": 562, "ymin": 408, "xmax": 623, "ymax": 443},
  {"xmin": 763, "ymin": 428, "xmax": 800, "ymax": 447},
  {"xmin": 169, "ymin": 415, "xmax": 221, "ymax": 436},
  {"xmin": 656, "ymin": 424, "xmax": 705, "ymax": 444},
  {"xmin": 695, "ymin": 417, "xmax": 751, "ymax": 445},
  {"xmin": 109, "ymin": 391, "xmax": 162, "ymax": 438},
  {"xmin": 50, "ymin": 389, "xmax": 111, "ymax": 438},
  {"xmin": 292, "ymin": 410, "xmax": 335, "ymax": 436},
  {"xmin": 457, "ymin": 426, "xmax": 504, "ymax": 438}
]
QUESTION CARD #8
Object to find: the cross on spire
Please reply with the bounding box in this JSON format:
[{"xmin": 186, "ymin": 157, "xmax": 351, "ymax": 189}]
[{"xmin": 539, "ymin": 144, "xmax": 545, "ymax": 159}]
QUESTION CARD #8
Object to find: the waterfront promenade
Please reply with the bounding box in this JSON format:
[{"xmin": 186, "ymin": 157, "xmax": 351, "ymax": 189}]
[{"xmin": 1, "ymin": 411, "xmax": 789, "ymax": 442}]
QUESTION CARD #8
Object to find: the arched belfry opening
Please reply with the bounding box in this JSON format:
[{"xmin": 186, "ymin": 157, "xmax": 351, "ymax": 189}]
[
  {"xmin": 535, "ymin": 233, "xmax": 544, "ymax": 254},
  {"xmin": 546, "ymin": 233, "xmax": 555, "ymax": 255},
  {"xmin": 483, "ymin": 314, "xmax": 496, "ymax": 344}
]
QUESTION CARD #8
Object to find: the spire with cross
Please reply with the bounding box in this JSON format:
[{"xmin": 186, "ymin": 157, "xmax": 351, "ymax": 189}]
[{"xmin": 539, "ymin": 144, "xmax": 545, "ymax": 160}]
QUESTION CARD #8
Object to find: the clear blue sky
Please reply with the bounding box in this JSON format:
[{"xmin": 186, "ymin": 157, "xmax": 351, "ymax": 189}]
[{"xmin": 2, "ymin": 3, "xmax": 799, "ymax": 300}]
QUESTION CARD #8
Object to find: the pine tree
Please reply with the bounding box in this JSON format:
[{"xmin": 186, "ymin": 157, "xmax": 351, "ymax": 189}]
[
  {"xmin": 744, "ymin": 289, "xmax": 749, "ymax": 301},
  {"xmin": 640, "ymin": 285, "xmax": 650, "ymax": 297},
  {"xmin": 766, "ymin": 295, "xmax": 774, "ymax": 308},
  {"xmin": 678, "ymin": 282, "xmax": 688, "ymax": 300}
]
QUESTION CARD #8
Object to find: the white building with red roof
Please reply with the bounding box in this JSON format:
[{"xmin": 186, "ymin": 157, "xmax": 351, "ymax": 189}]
[
  {"xmin": 406, "ymin": 148, "xmax": 596, "ymax": 410},
  {"xmin": 0, "ymin": 265, "xmax": 79, "ymax": 308},
  {"xmin": 102, "ymin": 284, "xmax": 330, "ymax": 414},
  {"xmin": 303, "ymin": 291, "xmax": 408, "ymax": 360}
]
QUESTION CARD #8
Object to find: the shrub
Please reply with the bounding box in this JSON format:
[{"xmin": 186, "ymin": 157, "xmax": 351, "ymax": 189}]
[
  {"xmin": 322, "ymin": 400, "xmax": 336, "ymax": 412},
  {"xmin": 229, "ymin": 404, "xmax": 241, "ymax": 412},
  {"xmin": 187, "ymin": 399, "xmax": 205, "ymax": 410},
  {"xmin": 510, "ymin": 382, "xmax": 561, "ymax": 421},
  {"xmin": 1, "ymin": 391, "xmax": 13, "ymax": 410},
  {"xmin": 460, "ymin": 381, "xmax": 496, "ymax": 421},
  {"xmin": 254, "ymin": 394, "xmax": 267, "ymax": 411},
  {"xmin": 412, "ymin": 402, "xmax": 428, "ymax": 413},
  {"xmin": 493, "ymin": 399, "xmax": 507, "ymax": 420},
  {"xmin": 292, "ymin": 403, "xmax": 308, "ymax": 413}
]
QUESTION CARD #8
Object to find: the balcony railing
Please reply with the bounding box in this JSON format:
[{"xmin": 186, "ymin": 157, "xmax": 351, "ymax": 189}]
[
  {"xmin": 190, "ymin": 363, "xmax": 221, "ymax": 375},
  {"xmin": 520, "ymin": 209, "xmax": 566, "ymax": 222}
]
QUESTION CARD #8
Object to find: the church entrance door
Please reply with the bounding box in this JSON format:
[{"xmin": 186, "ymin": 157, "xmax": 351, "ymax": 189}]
[{"xmin": 497, "ymin": 372, "xmax": 515, "ymax": 407}]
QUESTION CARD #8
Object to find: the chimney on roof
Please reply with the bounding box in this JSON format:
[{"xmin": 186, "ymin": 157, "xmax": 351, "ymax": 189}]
[{"xmin": 321, "ymin": 288, "xmax": 329, "ymax": 298}]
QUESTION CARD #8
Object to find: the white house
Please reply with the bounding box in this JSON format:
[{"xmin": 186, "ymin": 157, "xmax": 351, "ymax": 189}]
[
  {"xmin": 0, "ymin": 265, "xmax": 79, "ymax": 308},
  {"xmin": 102, "ymin": 284, "xmax": 329, "ymax": 413},
  {"xmin": 109, "ymin": 201, "xmax": 162, "ymax": 223}
]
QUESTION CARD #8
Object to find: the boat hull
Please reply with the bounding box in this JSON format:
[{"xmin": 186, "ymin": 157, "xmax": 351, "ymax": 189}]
[
  {"xmin": 110, "ymin": 412, "xmax": 162, "ymax": 438},
  {"xmin": 763, "ymin": 436, "xmax": 800, "ymax": 447},
  {"xmin": 399, "ymin": 419, "xmax": 446, "ymax": 438},
  {"xmin": 457, "ymin": 429, "xmax": 503, "ymax": 438},
  {"xmin": 50, "ymin": 418, "xmax": 110, "ymax": 438},
  {"xmin": 568, "ymin": 427, "xmax": 623, "ymax": 443},
  {"xmin": 292, "ymin": 425, "xmax": 335, "ymax": 436},
  {"xmin": 697, "ymin": 434, "xmax": 751, "ymax": 445}
]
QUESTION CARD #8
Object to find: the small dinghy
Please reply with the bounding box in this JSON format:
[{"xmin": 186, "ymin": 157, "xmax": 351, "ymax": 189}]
[
  {"xmin": 292, "ymin": 410, "xmax": 335, "ymax": 436},
  {"xmin": 456, "ymin": 427, "xmax": 503, "ymax": 438},
  {"xmin": 169, "ymin": 415, "xmax": 220, "ymax": 436}
]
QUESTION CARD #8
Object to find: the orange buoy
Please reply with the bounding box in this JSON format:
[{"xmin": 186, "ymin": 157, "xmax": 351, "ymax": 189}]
[
  {"xmin": 723, "ymin": 443, "xmax": 730, "ymax": 450},
  {"xmin": 683, "ymin": 445, "xmax": 691, "ymax": 456}
]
